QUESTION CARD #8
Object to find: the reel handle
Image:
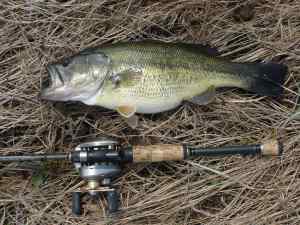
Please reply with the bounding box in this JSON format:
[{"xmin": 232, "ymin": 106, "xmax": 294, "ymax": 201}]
[
  {"xmin": 105, "ymin": 189, "xmax": 119, "ymax": 214},
  {"xmin": 72, "ymin": 192, "xmax": 82, "ymax": 216}
]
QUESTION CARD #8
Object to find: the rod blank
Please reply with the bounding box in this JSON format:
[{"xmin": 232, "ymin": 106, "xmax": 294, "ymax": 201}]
[{"xmin": 0, "ymin": 153, "xmax": 68, "ymax": 162}]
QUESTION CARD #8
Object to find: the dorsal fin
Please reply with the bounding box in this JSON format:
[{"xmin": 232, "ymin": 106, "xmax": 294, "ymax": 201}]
[
  {"xmin": 79, "ymin": 41, "xmax": 220, "ymax": 57},
  {"xmin": 176, "ymin": 43, "xmax": 220, "ymax": 57}
]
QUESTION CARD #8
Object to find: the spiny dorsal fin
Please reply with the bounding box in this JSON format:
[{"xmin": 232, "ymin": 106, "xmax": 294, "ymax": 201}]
[{"xmin": 177, "ymin": 43, "xmax": 220, "ymax": 57}]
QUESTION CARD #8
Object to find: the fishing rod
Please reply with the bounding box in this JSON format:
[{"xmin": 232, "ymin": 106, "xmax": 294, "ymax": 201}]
[{"xmin": 0, "ymin": 137, "xmax": 282, "ymax": 216}]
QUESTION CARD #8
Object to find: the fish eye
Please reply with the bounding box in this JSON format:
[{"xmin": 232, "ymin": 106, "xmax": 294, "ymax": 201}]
[{"xmin": 62, "ymin": 58, "xmax": 71, "ymax": 67}]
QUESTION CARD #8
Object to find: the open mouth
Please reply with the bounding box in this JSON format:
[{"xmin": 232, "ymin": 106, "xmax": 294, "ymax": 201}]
[
  {"xmin": 46, "ymin": 65, "xmax": 64, "ymax": 88},
  {"xmin": 41, "ymin": 66, "xmax": 52, "ymax": 89},
  {"xmin": 40, "ymin": 64, "xmax": 65, "ymax": 100}
]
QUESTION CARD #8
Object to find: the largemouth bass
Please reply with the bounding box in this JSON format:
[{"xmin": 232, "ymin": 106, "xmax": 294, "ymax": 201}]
[{"xmin": 40, "ymin": 41, "xmax": 287, "ymax": 126}]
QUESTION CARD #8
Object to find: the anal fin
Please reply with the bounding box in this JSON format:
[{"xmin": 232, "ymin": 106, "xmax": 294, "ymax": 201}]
[{"xmin": 187, "ymin": 86, "xmax": 216, "ymax": 105}]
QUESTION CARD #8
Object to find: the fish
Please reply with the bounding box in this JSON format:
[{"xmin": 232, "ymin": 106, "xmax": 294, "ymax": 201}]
[{"xmin": 40, "ymin": 41, "xmax": 288, "ymax": 127}]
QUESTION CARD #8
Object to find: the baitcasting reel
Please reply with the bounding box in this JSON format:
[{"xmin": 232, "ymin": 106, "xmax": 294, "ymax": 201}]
[
  {"xmin": 0, "ymin": 137, "xmax": 282, "ymax": 216},
  {"xmin": 72, "ymin": 138, "xmax": 121, "ymax": 215}
]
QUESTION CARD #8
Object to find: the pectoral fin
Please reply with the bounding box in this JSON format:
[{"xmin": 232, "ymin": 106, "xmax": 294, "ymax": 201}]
[
  {"xmin": 111, "ymin": 69, "xmax": 143, "ymax": 88},
  {"xmin": 117, "ymin": 105, "xmax": 136, "ymax": 118},
  {"xmin": 188, "ymin": 86, "xmax": 216, "ymax": 105}
]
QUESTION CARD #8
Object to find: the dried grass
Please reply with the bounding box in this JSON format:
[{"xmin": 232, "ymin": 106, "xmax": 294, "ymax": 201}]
[{"xmin": 0, "ymin": 0, "xmax": 300, "ymax": 224}]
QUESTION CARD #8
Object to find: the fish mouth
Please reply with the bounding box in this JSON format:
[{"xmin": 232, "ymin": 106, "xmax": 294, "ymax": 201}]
[
  {"xmin": 47, "ymin": 64, "xmax": 64, "ymax": 86},
  {"xmin": 40, "ymin": 64, "xmax": 66, "ymax": 101}
]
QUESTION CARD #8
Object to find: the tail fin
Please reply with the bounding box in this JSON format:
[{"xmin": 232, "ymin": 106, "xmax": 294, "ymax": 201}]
[{"xmin": 247, "ymin": 62, "xmax": 288, "ymax": 96}]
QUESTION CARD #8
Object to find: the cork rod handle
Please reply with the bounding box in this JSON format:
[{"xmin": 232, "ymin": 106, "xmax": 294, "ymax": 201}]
[
  {"xmin": 261, "ymin": 139, "xmax": 283, "ymax": 156},
  {"xmin": 132, "ymin": 144, "xmax": 184, "ymax": 162}
]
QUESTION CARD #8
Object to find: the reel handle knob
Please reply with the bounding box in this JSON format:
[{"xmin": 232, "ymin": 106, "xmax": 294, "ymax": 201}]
[
  {"xmin": 72, "ymin": 192, "xmax": 82, "ymax": 216},
  {"xmin": 105, "ymin": 189, "xmax": 119, "ymax": 214}
]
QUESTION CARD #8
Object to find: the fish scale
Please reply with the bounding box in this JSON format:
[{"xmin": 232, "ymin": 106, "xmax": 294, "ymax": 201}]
[
  {"xmin": 115, "ymin": 66, "xmax": 198, "ymax": 98},
  {"xmin": 103, "ymin": 45, "xmax": 212, "ymax": 98}
]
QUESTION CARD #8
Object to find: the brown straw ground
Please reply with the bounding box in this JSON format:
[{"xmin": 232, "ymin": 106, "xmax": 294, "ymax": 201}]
[{"xmin": 0, "ymin": 0, "xmax": 300, "ymax": 224}]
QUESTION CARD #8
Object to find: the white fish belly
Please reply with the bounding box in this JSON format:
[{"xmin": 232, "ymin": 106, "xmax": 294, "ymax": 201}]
[
  {"xmin": 135, "ymin": 98, "xmax": 182, "ymax": 113},
  {"xmin": 84, "ymin": 94, "xmax": 182, "ymax": 114}
]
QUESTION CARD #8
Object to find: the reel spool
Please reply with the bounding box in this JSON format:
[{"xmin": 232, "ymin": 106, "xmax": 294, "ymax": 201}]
[{"xmin": 72, "ymin": 137, "xmax": 121, "ymax": 216}]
